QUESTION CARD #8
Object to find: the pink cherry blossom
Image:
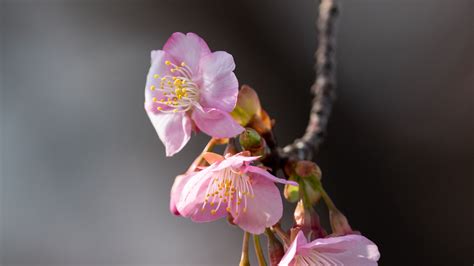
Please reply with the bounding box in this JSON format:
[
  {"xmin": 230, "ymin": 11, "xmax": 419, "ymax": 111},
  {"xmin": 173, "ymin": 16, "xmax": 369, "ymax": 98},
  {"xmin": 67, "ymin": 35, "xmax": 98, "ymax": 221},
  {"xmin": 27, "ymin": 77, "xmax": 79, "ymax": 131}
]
[
  {"xmin": 174, "ymin": 152, "xmax": 298, "ymax": 234},
  {"xmin": 144, "ymin": 32, "xmax": 244, "ymax": 156},
  {"xmin": 279, "ymin": 231, "xmax": 380, "ymax": 266}
]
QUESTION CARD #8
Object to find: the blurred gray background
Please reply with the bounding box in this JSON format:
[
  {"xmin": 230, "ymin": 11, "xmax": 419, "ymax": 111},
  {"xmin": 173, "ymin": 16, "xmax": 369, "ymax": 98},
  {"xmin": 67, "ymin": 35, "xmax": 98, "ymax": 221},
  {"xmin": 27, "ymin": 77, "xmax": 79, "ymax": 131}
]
[{"xmin": 1, "ymin": 0, "xmax": 473, "ymax": 265}]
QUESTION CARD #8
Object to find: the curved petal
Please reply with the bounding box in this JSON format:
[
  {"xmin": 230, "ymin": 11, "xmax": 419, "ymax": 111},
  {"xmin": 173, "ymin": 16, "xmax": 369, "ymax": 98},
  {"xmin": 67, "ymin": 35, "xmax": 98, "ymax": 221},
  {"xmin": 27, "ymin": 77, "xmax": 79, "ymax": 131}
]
[
  {"xmin": 170, "ymin": 173, "xmax": 194, "ymax": 216},
  {"xmin": 231, "ymin": 176, "xmax": 283, "ymax": 234},
  {"xmin": 202, "ymin": 152, "xmax": 224, "ymax": 165},
  {"xmin": 163, "ymin": 32, "xmax": 211, "ymax": 75},
  {"xmin": 278, "ymin": 231, "xmax": 308, "ymax": 266},
  {"xmin": 147, "ymin": 112, "xmax": 192, "ymax": 157},
  {"xmin": 199, "ymin": 52, "xmax": 238, "ymax": 112},
  {"xmin": 176, "ymin": 165, "xmax": 227, "ymax": 222},
  {"xmin": 212, "ymin": 154, "xmax": 260, "ymax": 172},
  {"xmin": 300, "ymin": 234, "xmax": 380, "ymax": 265},
  {"xmin": 247, "ymin": 166, "xmax": 298, "ymax": 186},
  {"xmin": 192, "ymin": 107, "xmax": 244, "ymax": 138},
  {"xmin": 144, "ymin": 50, "xmax": 174, "ymax": 114}
]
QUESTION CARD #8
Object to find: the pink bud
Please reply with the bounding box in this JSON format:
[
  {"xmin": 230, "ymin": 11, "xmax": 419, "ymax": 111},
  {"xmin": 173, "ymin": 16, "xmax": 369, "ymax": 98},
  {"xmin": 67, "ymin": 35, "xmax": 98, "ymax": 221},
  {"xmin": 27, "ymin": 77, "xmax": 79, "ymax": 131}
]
[
  {"xmin": 295, "ymin": 160, "xmax": 321, "ymax": 180},
  {"xmin": 293, "ymin": 200, "xmax": 326, "ymax": 240}
]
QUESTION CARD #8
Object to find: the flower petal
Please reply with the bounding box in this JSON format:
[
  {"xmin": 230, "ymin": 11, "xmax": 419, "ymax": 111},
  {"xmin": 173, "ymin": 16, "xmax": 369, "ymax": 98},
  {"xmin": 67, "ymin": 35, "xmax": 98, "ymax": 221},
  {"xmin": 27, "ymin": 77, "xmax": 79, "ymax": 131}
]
[
  {"xmin": 199, "ymin": 52, "xmax": 238, "ymax": 112},
  {"xmin": 163, "ymin": 32, "xmax": 210, "ymax": 75},
  {"xmin": 147, "ymin": 112, "xmax": 192, "ymax": 157},
  {"xmin": 170, "ymin": 173, "xmax": 193, "ymax": 216},
  {"xmin": 144, "ymin": 50, "xmax": 173, "ymax": 113},
  {"xmin": 192, "ymin": 107, "xmax": 244, "ymax": 138},
  {"xmin": 231, "ymin": 175, "xmax": 283, "ymax": 234},
  {"xmin": 176, "ymin": 166, "xmax": 227, "ymax": 222},
  {"xmin": 300, "ymin": 234, "xmax": 380, "ymax": 265},
  {"xmin": 247, "ymin": 166, "xmax": 298, "ymax": 186},
  {"xmin": 212, "ymin": 153, "xmax": 260, "ymax": 172},
  {"xmin": 202, "ymin": 152, "xmax": 225, "ymax": 165},
  {"xmin": 278, "ymin": 231, "xmax": 308, "ymax": 266}
]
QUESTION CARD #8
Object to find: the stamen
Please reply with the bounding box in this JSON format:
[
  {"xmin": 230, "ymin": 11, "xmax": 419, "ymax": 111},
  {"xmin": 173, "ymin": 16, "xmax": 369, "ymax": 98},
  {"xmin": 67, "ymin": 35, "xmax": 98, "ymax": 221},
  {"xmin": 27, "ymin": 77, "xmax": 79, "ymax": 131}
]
[
  {"xmin": 202, "ymin": 167, "xmax": 255, "ymax": 217},
  {"xmin": 151, "ymin": 60, "xmax": 199, "ymax": 114}
]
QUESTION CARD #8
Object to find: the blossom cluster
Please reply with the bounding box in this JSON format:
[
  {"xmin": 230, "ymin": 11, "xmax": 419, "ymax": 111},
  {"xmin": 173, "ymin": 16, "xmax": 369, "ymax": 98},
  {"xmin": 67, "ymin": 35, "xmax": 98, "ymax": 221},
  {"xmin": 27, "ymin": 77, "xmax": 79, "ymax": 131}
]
[{"xmin": 144, "ymin": 32, "xmax": 380, "ymax": 265}]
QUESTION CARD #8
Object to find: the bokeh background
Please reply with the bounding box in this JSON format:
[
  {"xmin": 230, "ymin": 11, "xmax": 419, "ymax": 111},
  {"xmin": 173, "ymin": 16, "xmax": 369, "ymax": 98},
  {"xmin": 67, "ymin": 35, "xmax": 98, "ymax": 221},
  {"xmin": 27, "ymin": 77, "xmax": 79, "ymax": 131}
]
[{"xmin": 1, "ymin": 0, "xmax": 473, "ymax": 265}]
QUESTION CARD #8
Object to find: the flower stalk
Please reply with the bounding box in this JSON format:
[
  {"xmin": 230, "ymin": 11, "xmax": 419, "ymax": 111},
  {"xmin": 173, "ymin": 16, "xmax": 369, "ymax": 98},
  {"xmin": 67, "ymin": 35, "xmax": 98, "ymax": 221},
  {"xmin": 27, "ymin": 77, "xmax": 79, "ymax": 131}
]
[
  {"xmin": 253, "ymin": 234, "xmax": 267, "ymax": 266},
  {"xmin": 265, "ymin": 228, "xmax": 284, "ymax": 266},
  {"xmin": 239, "ymin": 231, "xmax": 250, "ymax": 266},
  {"xmin": 271, "ymin": 223, "xmax": 290, "ymax": 247}
]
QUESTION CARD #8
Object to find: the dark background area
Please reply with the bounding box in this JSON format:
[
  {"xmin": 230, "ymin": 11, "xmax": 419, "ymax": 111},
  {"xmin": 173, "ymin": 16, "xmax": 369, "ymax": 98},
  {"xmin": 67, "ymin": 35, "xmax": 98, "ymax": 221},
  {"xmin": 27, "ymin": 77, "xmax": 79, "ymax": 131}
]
[{"xmin": 1, "ymin": 0, "xmax": 473, "ymax": 265}]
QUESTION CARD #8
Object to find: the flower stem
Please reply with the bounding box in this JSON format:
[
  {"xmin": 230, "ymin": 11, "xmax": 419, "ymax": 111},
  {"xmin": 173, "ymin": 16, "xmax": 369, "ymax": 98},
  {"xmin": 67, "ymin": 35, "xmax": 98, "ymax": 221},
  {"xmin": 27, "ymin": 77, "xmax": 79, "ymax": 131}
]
[
  {"xmin": 318, "ymin": 185, "xmax": 337, "ymax": 211},
  {"xmin": 265, "ymin": 228, "xmax": 284, "ymax": 266},
  {"xmin": 271, "ymin": 224, "xmax": 290, "ymax": 247},
  {"xmin": 239, "ymin": 232, "xmax": 250, "ymax": 266},
  {"xmin": 253, "ymin": 234, "xmax": 267, "ymax": 266}
]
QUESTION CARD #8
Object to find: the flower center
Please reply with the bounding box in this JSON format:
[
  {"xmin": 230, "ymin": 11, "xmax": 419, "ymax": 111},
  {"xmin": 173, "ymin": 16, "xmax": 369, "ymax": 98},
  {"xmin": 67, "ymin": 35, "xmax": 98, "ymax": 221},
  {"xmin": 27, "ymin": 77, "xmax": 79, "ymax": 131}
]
[
  {"xmin": 150, "ymin": 60, "xmax": 199, "ymax": 113},
  {"xmin": 201, "ymin": 167, "xmax": 255, "ymax": 216}
]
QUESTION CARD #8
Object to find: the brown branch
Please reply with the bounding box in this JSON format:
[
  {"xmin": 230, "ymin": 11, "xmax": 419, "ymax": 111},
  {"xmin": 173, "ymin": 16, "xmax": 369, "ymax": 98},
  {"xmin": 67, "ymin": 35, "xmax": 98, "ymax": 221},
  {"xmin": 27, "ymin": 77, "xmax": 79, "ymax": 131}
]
[{"xmin": 281, "ymin": 0, "xmax": 339, "ymax": 161}]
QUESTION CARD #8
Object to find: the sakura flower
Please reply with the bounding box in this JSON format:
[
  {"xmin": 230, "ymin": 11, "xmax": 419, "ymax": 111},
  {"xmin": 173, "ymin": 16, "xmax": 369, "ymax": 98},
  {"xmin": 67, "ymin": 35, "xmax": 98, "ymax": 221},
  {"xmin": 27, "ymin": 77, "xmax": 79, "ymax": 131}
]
[
  {"xmin": 279, "ymin": 231, "xmax": 380, "ymax": 266},
  {"xmin": 144, "ymin": 32, "xmax": 244, "ymax": 156},
  {"xmin": 175, "ymin": 152, "xmax": 297, "ymax": 234}
]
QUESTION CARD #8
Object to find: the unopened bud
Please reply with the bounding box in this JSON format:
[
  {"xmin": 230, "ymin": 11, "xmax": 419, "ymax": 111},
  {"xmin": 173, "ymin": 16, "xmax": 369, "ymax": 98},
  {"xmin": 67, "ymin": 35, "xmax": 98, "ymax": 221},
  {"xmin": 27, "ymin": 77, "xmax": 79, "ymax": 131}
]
[
  {"xmin": 295, "ymin": 160, "xmax": 321, "ymax": 180},
  {"xmin": 239, "ymin": 128, "xmax": 261, "ymax": 149},
  {"xmin": 231, "ymin": 85, "xmax": 262, "ymax": 126},
  {"xmin": 330, "ymin": 209, "xmax": 353, "ymax": 236},
  {"xmin": 293, "ymin": 200, "xmax": 326, "ymax": 240},
  {"xmin": 284, "ymin": 176, "xmax": 300, "ymax": 203},
  {"xmin": 239, "ymin": 128, "xmax": 268, "ymax": 157},
  {"xmin": 302, "ymin": 179, "xmax": 322, "ymax": 204}
]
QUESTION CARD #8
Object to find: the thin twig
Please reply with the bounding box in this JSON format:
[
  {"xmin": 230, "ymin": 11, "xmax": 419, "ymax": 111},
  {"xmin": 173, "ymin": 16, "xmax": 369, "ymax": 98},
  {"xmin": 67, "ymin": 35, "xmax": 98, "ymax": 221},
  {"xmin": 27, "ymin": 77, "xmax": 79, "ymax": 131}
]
[
  {"xmin": 253, "ymin": 234, "xmax": 267, "ymax": 266},
  {"xmin": 282, "ymin": 0, "xmax": 339, "ymax": 161},
  {"xmin": 239, "ymin": 232, "xmax": 250, "ymax": 266}
]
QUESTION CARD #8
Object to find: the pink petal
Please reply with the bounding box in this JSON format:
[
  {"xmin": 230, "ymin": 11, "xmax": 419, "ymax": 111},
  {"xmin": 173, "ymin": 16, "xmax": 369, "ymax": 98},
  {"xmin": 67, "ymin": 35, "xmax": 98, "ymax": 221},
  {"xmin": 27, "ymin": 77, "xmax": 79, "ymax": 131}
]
[
  {"xmin": 278, "ymin": 231, "xmax": 308, "ymax": 266},
  {"xmin": 176, "ymin": 166, "xmax": 226, "ymax": 222},
  {"xmin": 301, "ymin": 234, "xmax": 380, "ymax": 265},
  {"xmin": 231, "ymin": 175, "xmax": 283, "ymax": 234},
  {"xmin": 147, "ymin": 112, "xmax": 192, "ymax": 157},
  {"xmin": 163, "ymin": 32, "xmax": 211, "ymax": 75},
  {"xmin": 144, "ymin": 50, "xmax": 173, "ymax": 114},
  {"xmin": 199, "ymin": 51, "xmax": 239, "ymax": 112},
  {"xmin": 212, "ymin": 153, "xmax": 260, "ymax": 172},
  {"xmin": 247, "ymin": 166, "xmax": 298, "ymax": 186},
  {"xmin": 202, "ymin": 152, "xmax": 225, "ymax": 165},
  {"xmin": 170, "ymin": 173, "xmax": 194, "ymax": 216},
  {"xmin": 191, "ymin": 106, "xmax": 244, "ymax": 138}
]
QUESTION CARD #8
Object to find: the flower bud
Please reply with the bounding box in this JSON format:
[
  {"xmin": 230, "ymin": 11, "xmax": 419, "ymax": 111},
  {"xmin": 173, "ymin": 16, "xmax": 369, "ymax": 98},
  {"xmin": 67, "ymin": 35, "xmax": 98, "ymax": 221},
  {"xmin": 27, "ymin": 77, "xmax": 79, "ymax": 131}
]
[
  {"xmin": 239, "ymin": 128, "xmax": 261, "ymax": 149},
  {"xmin": 231, "ymin": 85, "xmax": 262, "ymax": 126},
  {"xmin": 293, "ymin": 200, "xmax": 326, "ymax": 240},
  {"xmin": 293, "ymin": 161, "xmax": 323, "ymax": 204},
  {"xmin": 302, "ymin": 179, "xmax": 322, "ymax": 204},
  {"xmin": 330, "ymin": 209, "xmax": 353, "ymax": 236},
  {"xmin": 283, "ymin": 176, "xmax": 300, "ymax": 203},
  {"xmin": 295, "ymin": 160, "xmax": 321, "ymax": 180},
  {"xmin": 239, "ymin": 128, "xmax": 268, "ymax": 157}
]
